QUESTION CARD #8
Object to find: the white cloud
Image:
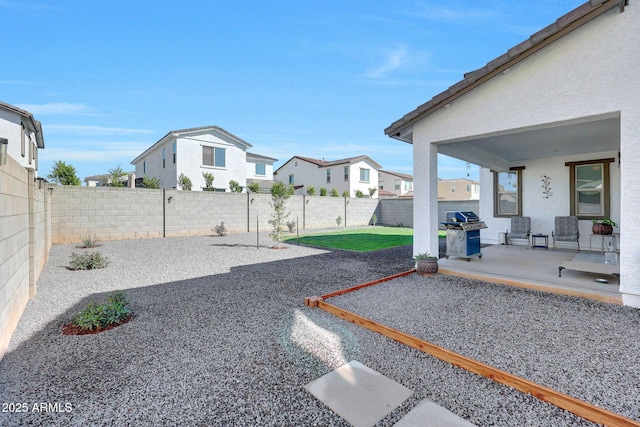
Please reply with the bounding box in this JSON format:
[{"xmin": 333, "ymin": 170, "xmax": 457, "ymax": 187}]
[
  {"xmin": 17, "ymin": 102, "xmax": 93, "ymax": 115},
  {"xmin": 44, "ymin": 124, "xmax": 153, "ymax": 136},
  {"xmin": 366, "ymin": 45, "xmax": 409, "ymax": 79}
]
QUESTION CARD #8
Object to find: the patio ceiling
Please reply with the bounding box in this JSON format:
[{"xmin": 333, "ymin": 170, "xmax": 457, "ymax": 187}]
[{"xmin": 437, "ymin": 114, "xmax": 620, "ymax": 172}]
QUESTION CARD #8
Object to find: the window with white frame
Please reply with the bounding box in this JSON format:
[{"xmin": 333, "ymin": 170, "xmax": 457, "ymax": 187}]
[
  {"xmin": 326, "ymin": 169, "xmax": 331, "ymax": 183},
  {"xmin": 395, "ymin": 179, "xmax": 400, "ymax": 190},
  {"xmin": 379, "ymin": 180, "xmax": 384, "ymax": 190},
  {"xmin": 493, "ymin": 168, "xmax": 523, "ymax": 217},
  {"xmin": 404, "ymin": 181, "xmax": 413, "ymax": 191},
  {"xmin": 567, "ymin": 158, "xmax": 613, "ymax": 219},
  {"xmin": 202, "ymin": 146, "xmax": 226, "ymax": 168},
  {"xmin": 359, "ymin": 168, "xmax": 370, "ymax": 183},
  {"xmin": 255, "ymin": 163, "xmax": 266, "ymax": 176},
  {"xmin": 288, "ymin": 174, "xmax": 294, "ymax": 184},
  {"xmin": 162, "ymin": 148, "xmax": 166, "ymax": 168},
  {"xmin": 344, "ymin": 167, "xmax": 349, "ymax": 181}
]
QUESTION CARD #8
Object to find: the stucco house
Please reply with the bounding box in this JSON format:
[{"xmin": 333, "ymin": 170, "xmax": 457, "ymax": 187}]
[
  {"xmin": 385, "ymin": 1, "xmax": 639, "ymax": 306},
  {"xmin": 438, "ymin": 178, "xmax": 479, "ymax": 201},
  {"xmin": 378, "ymin": 170, "xmax": 413, "ymax": 198},
  {"xmin": 131, "ymin": 126, "xmax": 276, "ymax": 191},
  {"xmin": 84, "ymin": 171, "xmax": 135, "ymax": 187},
  {"xmin": 0, "ymin": 101, "xmax": 44, "ymax": 174},
  {"xmin": 274, "ymin": 155, "xmax": 381, "ymax": 198}
]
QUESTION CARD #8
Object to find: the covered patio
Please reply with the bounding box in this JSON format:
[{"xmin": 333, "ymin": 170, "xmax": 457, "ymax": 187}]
[{"xmin": 438, "ymin": 243, "xmax": 622, "ymax": 304}]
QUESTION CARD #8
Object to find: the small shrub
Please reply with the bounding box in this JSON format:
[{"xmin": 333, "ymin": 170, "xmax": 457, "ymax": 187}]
[
  {"xmin": 141, "ymin": 176, "xmax": 161, "ymax": 189},
  {"xmin": 336, "ymin": 216, "xmax": 343, "ymax": 227},
  {"xmin": 73, "ymin": 291, "xmax": 131, "ymax": 331},
  {"xmin": 229, "ymin": 180, "xmax": 243, "ymax": 193},
  {"xmin": 247, "ymin": 182, "xmax": 260, "ymax": 193},
  {"xmin": 330, "ymin": 189, "xmax": 339, "ymax": 197},
  {"xmin": 69, "ymin": 251, "xmax": 109, "ymax": 270},
  {"xmin": 202, "ymin": 172, "xmax": 215, "ymax": 190},
  {"xmin": 369, "ymin": 188, "xmax": 377, "ymax": 198},
  {"xmin": 214, "ymin": 221, "xmax": 227, "ymax": 236},
  {"xmin": 342, "ymin": 190, "xmax": 350, "ymax": 198},
  {"xmin": 78, "ymin": 234, "xmax": 100, "ymax": 248},
  {"xmin": 306, "ymin": 186, "xmax": 315, "ymax": 196},
  {"xmin": 371, "ymin": 214, "xmax": 378, "ymax": 226},
  {"xmin": 178, "ymin": 173, "xmax": 192, "ymax": 191},
  {"xmin": 355, "ymin": 190, "xmax": 365, "ymax": 198},
  {"xmin": 319, "ymin": 187, "xmax": 327, "ymax": 196},
  {"xmin": 286, "ymin": 220, "xmax": 296, "ymax": 232}
]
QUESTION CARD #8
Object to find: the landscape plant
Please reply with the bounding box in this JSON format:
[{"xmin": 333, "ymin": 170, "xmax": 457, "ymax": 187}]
[
  {"xmin": 78, "ymin": 234, "xmax": 100, "ymax": 248},
  {"xmin": 229, "ymin": 180, "xmax": 243, "ymax": 193},
  {"xmin": 371, "ymin": 214, "xmax": 378, "ymax": 226},
  {"xmin": 141, "ymin": 176, "xmax": 161, "ymax": 189},
  {"xmin": 286, "ymin": 220, "xmax": 296, "ymax": 232},
  {"xmin": 214, "ymin": 221, "xmax": 227, "ymax": 236},
  {"xmin": 319, "ymin": 187, "xmax": 327, "ymax": 196},
  {"xmin": 47, "ymin": 160, "xmax": 81, "ymax": 185},
  {"xmin": 108, "ymin": 165, "xmax": 126, "ymax": 187},
  {"xmin": 72, "ymin": 291, "xmax": 131, "ymax": 332},
  {"xmin": 202, "ymin": 172, "xmax": 215, "ymax": 190},
  {"xmin": 178, "ymin": 173, "xmax": 192, "ymax": 191},
  {"xmin": 355, "ymin": 190, "xmax": 365, "ymax": 198},
  {"xmin": 69, "ymin": 251, "xmax": 109, "ymax": 270},
  {"xmin": 369, "ymin": 188, "xmax": 377, "ymax": 198},
  {"xmin": 336, "ymin": 216, "xmax": 342, "ymax": 227},
  {"xmin": 247, "ymin": 182, "xmax": 261, "ymax": 193},
  {"xmin": 342, "ymin": 190, "xmax": 350, "ymax": 198},
  {"xmin": 268, "ymin": 181, "xmax": 294, "ymax": 247},
  {"xmin": 330, "ymin": 189, "xmax": 339, "ymax": 197},
  {"xmin": 306, "ymin": 186, "xmax": 315, "ymax": 196}
]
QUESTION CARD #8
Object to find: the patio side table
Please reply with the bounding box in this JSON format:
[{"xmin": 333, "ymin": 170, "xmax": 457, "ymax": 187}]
[{"xmin": 531, "ymin": 233, "xmax": 548, "ymax": 250}]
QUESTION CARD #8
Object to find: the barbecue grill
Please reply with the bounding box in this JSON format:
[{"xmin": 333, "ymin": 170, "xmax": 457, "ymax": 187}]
[{"xmin": 441, "ymin": 211, "xmax": 487, "ymax": 260}]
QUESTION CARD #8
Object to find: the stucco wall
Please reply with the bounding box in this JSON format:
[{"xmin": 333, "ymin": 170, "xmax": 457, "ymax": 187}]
[{"xmin": 0, "ymin": 156, "xmax": 50, "ymax": 360}]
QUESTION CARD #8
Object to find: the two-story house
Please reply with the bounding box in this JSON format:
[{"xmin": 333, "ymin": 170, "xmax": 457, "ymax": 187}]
[
  {"xmin": 130, "ymin": 126, "xmax": 276, "ymax": 191},
  {"xmin": 437, "ymin": 178, "xmax": 479, "ymax": 201},
  {"xmin": 0, "ymin": 101, "xmax": 44, "ymax": 174},
  {"xmin": 378, "ymin": 170, "xmax": 413, "ymax": 198},
  {"xmin": 274, "ymin": 155, "xmax": 381, "ymax": 198}
]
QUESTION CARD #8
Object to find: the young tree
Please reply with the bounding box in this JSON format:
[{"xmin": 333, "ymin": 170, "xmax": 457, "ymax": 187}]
[
  {"xmin": 268, "ymin": 181, "xmax": 294, "ymax": 248},
  {"xmin": 306, "ymin": 186, "xmax": 315, "ymax": 196},
  {"xmin": 247, "ymin": 182, "xmax": 261, "ymax": 193},
  {"xmin": 178, "ymin": 173, "xmax": 192, "ymax": 191},
  {"xmin": 229, "ymin": 180, "xmax": 243, "ymax": 193},
  {"xmin": 355, "ymin": 190, "xmax": 365, "ymax": 198},
  {"xmin": 141, "ymin": 176, "xmax": 161, "ymax": 189},
  {"xmin": 330, "ymin": 188, "xmax": 339, "ymax": 197},
  {"xmin": 342, "ymin": 190, "xmax": 350, "ymax": 198},
  {"xmin": 202, "ymin": 172, "xmax": 215, "ymax": 190},
  {"xmin": 47, "ymin": 161, "xmax": 81, "ymax": 185},
  {"xmin": 319, "ymin": 187, "xmax": 327, "ymax": 196},
  {"xmin": 369, "ymin": 188, "xmax": 377, "ymax": 198},
  {"xmin": 107, "ymin": 165, "xmax": 126, "ymax": 187}
]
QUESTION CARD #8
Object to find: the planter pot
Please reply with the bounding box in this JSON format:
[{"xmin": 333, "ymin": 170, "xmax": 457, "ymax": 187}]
[
  {"xmin": 592, "ymin": 223, "xmax": 613, "ymax": 235},
  {"xmin": 416, "ymin": 258, "xmax": 438, "ymax": 275}
]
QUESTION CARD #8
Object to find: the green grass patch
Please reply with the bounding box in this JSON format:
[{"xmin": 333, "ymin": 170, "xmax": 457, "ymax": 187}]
[{"xmin": 285, "ymin": 226, "xmax": 414, "ymax": 252}]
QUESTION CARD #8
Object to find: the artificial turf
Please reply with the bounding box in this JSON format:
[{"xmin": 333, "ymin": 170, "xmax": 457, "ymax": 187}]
[{"xmin": 284, "ymin": 226, "xmax": 414, "ymax": 252}]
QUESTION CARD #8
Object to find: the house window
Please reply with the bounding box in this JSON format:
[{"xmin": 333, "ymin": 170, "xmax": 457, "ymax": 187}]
[
  {"xmin": 359, "ymin": 168, "xmax": 370, "ymax": 183},
  {"xmin": 404, "ymin": 181, "xmax": 413, "ymax": 191},
  {"xmin": 162, "ymin": 148, "xmax": 166, "ymax": 168},
  {"xmin": 493, "ymin": 168, "xmax": 523, "ymax": 217},
  {"xmin": 34, "ymin": 146, "xmax": 38, "ymax": 170},
  {"xmin": 395, "ymin": 179, "xmax": 400, "ymax": 190},
  {"xmin": 28, "ymin": 139, "xmax": 32, "ymax": 165},
  {"xmin": 326, "ymin": 169, "xmax": 331, "ymax": 183},
  {"xmin": 466, "ymin": 184, "xmax": 471, "ymax": 192},
  {"xmin": 255, "ymin": 163, "xmax": 266, "ymax": 176},
  {"xmin": 202, "ymin": 146, "xmax": 226, "ymax": 168},
  {"xmin": 21, "ymin": 125, "xmax": 25, "ymax": 157},
  {"xmin": 288, "ymin": 174, "xmax": 294, "ymax": 184},
  {"xmin": 173, "ymin": 142, "xmax": 176, "ymax": 164},
  {"xmin": 379, "ymin": 180, "xmax": 384, "ymax": 190},
  {"xmin": 566, "ymin": 158, "xmax": 613, "ymax": 219},
  {"xmin": 143, "ymin": 161, "xmax": 146, "ymax": 174},
  {"xmin": 344, "ymin": 167, "xmax": 349, "ymax": 181}
]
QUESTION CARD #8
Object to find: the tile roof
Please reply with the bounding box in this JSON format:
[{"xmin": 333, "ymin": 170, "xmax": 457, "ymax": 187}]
[
  {"xmin": 384, "ymin": 0, "xmax": 627, "ymax": 141},
  {"xmin": 379, "ymin": 170, "xmax": 413, "ymax": 180}
]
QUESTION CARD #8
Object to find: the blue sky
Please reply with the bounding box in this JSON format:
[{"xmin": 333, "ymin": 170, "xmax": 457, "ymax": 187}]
[{"xmin": 1, "ymin": 0, "xmax": 584, "ymax": 182}]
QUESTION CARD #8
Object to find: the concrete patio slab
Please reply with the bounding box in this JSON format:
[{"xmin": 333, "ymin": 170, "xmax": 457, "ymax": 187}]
[
  {"xmin": 393, "ymin": 399, "xmax": 477, "ymax": 427},
  {"xmin": 304, "ymin": 360, "xmax": 413, "ymax": 427}
]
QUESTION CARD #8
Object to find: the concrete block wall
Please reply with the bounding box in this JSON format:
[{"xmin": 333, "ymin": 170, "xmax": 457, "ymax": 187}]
[
  {"xmin": 303, "ymin": 196, "xmax": 345, "ymax": 229},
  {"xmin": 345, "ymin": 198, "xmax": 378, "ymax": 227},
  {"xmin": 0, "ymin": 157, "xmax": 50, "ymax": 360},
  {"xmin": 378, "ymin": 198, "xmax": 414, "ymax": 227}
]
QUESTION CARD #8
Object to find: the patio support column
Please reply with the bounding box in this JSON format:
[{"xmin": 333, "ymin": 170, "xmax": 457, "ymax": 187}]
[
  {"xmin": 620, "ymin": 110, "xmax": 640, "ymax": 307},
  {"xmin": 413, "ymin": 138, "xmax": 439, "ymax": 258}
]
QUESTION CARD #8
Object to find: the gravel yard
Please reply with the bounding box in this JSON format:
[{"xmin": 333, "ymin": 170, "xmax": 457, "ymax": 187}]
[{"xmin": 0, "ymin": 232, "xmax": 638, "ymax": 426}]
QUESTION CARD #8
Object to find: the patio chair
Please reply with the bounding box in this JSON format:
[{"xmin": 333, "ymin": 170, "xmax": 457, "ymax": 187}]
[
  {"xmin": 506, "ymin": 216, "xmax": 531, "ymax": 248},
  {"xmin": 552, "ymin": 216, "xmax": 580, "ymax": 251}
]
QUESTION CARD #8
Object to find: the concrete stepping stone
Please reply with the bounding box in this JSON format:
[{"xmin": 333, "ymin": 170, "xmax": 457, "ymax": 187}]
[
  {"xmin": 304, "ymin": 360, "xmax": 413, "ymax": 427},
  {"xmin": 393, "ymin": 398, "xmax": 477, "ymax": 426}
]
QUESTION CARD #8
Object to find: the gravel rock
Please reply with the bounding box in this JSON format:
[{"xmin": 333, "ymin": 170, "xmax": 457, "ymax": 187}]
[{"xmin": 0, "ymin": 232, "xmax": 636, "ymax": 426}]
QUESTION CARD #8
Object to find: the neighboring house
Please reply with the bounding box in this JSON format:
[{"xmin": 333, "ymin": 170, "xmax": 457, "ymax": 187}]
[
  {"xmin": 0, "ymin": 101, "xmax": 44, "ymax": 174},
  {"xmin": 378, "ymin": 170, "xmax": 413, "ymax": 197},
  {"xmin": 84, "ymin": 172, "xmax": 135, "ymax": 187},
  {"xmin": 131, "ymin": 126, "xmax": 276, "ymax": 191},
  {"xmin": 385, "ymin": 1, "xmax": 639, "ymax": 306},
  {"xmin": 437, "ymin": 178, "xmax": 479, "ymax": 201},
  {"xmin": 246, "ymin": 152, "xmax": 278, "ymax": 193},
  {"xmin": 274, "ymin": 155, "xmax": 381, "ymax": 198}
]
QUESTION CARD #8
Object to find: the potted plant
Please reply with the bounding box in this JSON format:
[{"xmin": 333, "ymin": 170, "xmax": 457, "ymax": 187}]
[
  {"xmin": 592, "ymin": 219, "xmax": 617, "ymax": 235},
  {"xmin": 414, "ymin": 252, "xmax": 438, "ymax": 275}
]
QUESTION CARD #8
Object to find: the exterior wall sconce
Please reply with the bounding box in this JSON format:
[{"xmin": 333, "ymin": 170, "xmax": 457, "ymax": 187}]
[
  {"xmin": 0, "ymin": 137, "xmax": 8, "ymax": 166},
  {"xmin": 168, "ymin": 196, "xmax": 173, "ymax": 203}
]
